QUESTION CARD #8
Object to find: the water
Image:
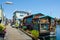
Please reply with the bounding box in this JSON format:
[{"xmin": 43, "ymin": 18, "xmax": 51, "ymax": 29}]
[
  {"xmin": 56, "ymin": 25, "xmax": 60, "ymax": 40},
  {"xmin": 0, "ymin": 37, "xmax": 4, "ymax": 40}
]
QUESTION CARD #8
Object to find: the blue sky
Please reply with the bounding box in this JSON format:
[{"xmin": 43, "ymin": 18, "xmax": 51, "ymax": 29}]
[{"xmin": 0, "ymin": 0, "xmax": 60, "ymax": 19}]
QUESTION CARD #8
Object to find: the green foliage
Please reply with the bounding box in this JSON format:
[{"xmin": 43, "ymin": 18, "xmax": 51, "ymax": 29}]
[
  {"xmin": 22, "ymin": 26, "xmax": 27, "ymax": 30},
  {"xmin": 15, "ymin": 22, "xmax": 19, "ymax": 27},
  {"xmin": 30, "ymin": 30, "xmax": 39, "ymax": 38},
  {"xmin": 0, "ymin": 24, "xmax": 5, "ymax": 32}
]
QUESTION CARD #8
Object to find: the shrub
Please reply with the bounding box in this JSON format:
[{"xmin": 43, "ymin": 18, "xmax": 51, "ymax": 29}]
[
  {"xmin": 22, "ymin": 26, "xmax": 27, "ymax": 30},
  {"xmin": 15, "ymin": 23, "xmax": 19, "ymax": 27},
  {"xmin": 0, "ymin": 24, "xmax": 5, "ymax": 32},
  {"xmin": 30, "ymin": 30, "xmax": 39, "ymax": 40}
]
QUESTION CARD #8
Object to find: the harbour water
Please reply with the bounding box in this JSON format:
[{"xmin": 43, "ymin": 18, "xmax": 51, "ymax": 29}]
[{"xmin": 56, "ymin": 25, "xmax": 60, "ymax": 40}]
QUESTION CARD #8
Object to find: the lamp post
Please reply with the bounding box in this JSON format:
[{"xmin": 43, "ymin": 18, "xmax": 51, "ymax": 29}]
[
  {"xmin": 0, "ymin": 4, "xmax": 3, "ymax": 24},
  {"xmin": 0, "ymin": 1, "xmax": 13, "ymax": 24}
]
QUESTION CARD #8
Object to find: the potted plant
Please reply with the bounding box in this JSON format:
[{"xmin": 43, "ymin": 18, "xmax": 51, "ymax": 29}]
[
  {"xmin": 30, "ymin": 30, "xmax": 39, "ymax": 40},
  {"xmin": 15, "ymin": 22, "xmax": 19, "ymax": 29},
  {"xmin": 0, "ymin": 24, "xmax": 6, "ymax": 37}
]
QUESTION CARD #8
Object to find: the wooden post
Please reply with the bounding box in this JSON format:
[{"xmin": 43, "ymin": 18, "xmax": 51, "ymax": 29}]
[{"xmin": 54, "ymin": 18, "xmax": 56, "ymax": 27}]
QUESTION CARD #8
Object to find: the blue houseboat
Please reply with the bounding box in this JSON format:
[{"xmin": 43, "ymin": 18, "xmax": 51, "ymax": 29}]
[{"xmin": 22, "ymin": 13, "xmax": 56, "ymax": 40}]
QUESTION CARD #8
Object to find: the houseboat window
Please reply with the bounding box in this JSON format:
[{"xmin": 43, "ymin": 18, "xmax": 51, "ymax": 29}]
[
  {"xmin": 39, "ymin": 18, "xmax": 49, "ymax": 31},
  {"xmin": 20, "ymin": 15, "xmax": 23, "ymax": 16},
  {"xmin": 51, "ymin": 19, "xmax": 55, "ymax": 26},
  {"xmin": 40, "ymin": 24, "xmax": 49, "ymax": 30},
  {"xmin": 40, "ymin": 18, "xmax": 49, "ymax": 23},
  {"xmin": 26, "ymin": 18, "xmax": 32, "ymax": 24}
]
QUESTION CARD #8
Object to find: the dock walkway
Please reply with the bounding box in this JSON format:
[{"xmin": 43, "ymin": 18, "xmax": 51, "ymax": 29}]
[{"xmin": 4, "ymin": 24, "xmax": 32, "ymax": 40}]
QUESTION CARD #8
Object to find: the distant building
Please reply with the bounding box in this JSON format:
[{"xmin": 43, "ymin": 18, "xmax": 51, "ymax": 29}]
[{"xmin": 13, "ymin": 11, "xmax": 30, "ymax": 24}]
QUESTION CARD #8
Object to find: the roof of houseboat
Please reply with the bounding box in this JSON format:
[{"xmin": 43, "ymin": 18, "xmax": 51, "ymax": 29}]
[
  {"xmin": 39, "ymin": 16, "xmax": 54, "ymax": 19},
  {"xmin": 33, "ymin": 13, "xmax": 44, "ymax": 16},
  {"xmin": 23, "ymin": 13, "xmax": 44, "ymax": 18},
  {"xmin": 33, "ymin": 16, "xmax": 54, "ymax": 20}
]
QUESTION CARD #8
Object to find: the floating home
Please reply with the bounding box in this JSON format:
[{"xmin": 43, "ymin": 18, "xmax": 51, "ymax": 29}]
[
  {"xmin": 23, "ymin": 13, "xmax": 44, "ymax": 30},
  {"xmin": 22, "ymin": 13, "xmax": 56, "ymax": 39},
  {"xmin": 33, "ymin": 16, "xmax": 56, "ymax": 39}
]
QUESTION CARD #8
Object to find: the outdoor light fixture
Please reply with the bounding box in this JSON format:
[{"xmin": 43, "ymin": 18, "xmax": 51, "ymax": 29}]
[{"xmin": 4, "ymin": 1, "xmax": 13, "ymax": 4}]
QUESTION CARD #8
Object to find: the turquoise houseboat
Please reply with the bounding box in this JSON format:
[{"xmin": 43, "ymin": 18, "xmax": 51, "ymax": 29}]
[{"xmin": 22, "ymin": 13, "xmax": 56, "ymax": 40}]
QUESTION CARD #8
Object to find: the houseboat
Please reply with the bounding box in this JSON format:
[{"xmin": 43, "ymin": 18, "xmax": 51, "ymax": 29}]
[
  {"xmin": 33, "ymin": 16, "xmax": 56, "ymax": 40},
  {"xmin": 22, "ymin": 13, "xmax": 56, "ymax": 40},
  {"xmin": 22, "ymin": 13, "xmax": 44, "ymax": 30}
]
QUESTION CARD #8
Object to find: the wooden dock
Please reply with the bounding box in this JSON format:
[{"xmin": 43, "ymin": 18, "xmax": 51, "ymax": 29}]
[{"xmin": 4, "ymin": 24, "xmax": 32, "ymax": 40}]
